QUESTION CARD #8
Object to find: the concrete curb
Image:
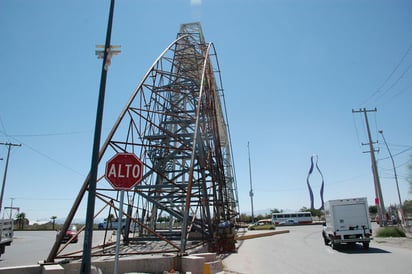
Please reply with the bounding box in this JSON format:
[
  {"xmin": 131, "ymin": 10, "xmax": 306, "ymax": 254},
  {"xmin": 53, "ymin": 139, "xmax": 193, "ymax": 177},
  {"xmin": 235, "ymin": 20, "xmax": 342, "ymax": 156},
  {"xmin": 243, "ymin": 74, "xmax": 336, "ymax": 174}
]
[{"xmin": 235, "ymin": 230, "xmax": 290, "ymax": 241}]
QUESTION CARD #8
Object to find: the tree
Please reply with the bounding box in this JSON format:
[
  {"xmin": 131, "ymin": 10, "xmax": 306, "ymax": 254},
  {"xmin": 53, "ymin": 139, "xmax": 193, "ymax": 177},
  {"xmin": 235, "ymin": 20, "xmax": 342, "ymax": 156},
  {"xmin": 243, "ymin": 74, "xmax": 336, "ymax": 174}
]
[
  {"xmin": 105, "ymin": 213, "xmax": 115, "ymax": 229},
  {"xmin": 258, "ymin": 213, "xmax": 273, "ymax": 221},
  {"xmin": 403, "ymin": 200, "xmax": 412, "ymax": 215},
  {"xmin": 50, "ymin": 216, "xmax": 57, "ymax": 230},
  {"xmin": 15, "ymin": 212, "xmax": 27, "ymax": 230},
  {"xmin": 369, "ymin": 205, "xmax": 378, "ymax": 216},
  {"xmin": 300, "ymin": 206, "xmax": 322, "ymax": 218},
  {"xmin": 238, "ymin": 213, "xmax": 252, "ymax": 223},
  {"xmin": 157, "ymin": 216, "xmax": 170, "ymax": 223}
]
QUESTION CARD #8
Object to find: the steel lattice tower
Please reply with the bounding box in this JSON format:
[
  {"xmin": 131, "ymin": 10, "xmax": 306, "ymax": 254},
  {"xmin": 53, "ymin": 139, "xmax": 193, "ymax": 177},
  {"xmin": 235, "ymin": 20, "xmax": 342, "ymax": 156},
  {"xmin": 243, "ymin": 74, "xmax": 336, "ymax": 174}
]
[{"xmin": 47, "ymin": 22, "xmax": 238, "ymax": 262}]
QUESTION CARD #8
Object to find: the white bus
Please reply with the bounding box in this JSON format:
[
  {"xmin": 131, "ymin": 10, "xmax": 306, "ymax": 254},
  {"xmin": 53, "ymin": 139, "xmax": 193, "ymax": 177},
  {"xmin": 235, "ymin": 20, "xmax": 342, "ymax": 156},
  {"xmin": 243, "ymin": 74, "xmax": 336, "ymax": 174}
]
[{"xmin": 272, "ymin": 212, "xmax": 313, "ymax": 225}]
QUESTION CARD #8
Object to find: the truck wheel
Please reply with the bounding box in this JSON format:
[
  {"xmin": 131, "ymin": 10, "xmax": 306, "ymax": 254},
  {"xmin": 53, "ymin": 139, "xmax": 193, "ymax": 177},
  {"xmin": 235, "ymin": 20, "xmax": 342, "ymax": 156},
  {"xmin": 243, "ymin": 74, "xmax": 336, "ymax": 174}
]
[
  {"xmin": 322, "ymin": 232, "xmax": 330, "ymax": 245},
  {"xmin": 363, "ymin": 242, "xmax": 369, "ymax": 249}
]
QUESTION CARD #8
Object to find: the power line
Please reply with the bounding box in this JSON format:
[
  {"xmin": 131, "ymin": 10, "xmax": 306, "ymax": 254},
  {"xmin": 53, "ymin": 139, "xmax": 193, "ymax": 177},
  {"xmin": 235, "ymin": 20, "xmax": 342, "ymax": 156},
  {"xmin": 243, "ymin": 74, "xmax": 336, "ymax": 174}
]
[
  {"xmin": 0, "ymin": 130, "xmax": 89, "ymax": 138},
  {"xmin": 377, "ymin": 45, "xmax": 411, "ymax": 93},
  {"xmin": 352, "ymin": 114, "xmax": 363, "ymax": 149},
  {"xmin": 375, "ymin": 62, "xmax": 412, "ymax": 103},
  {"xmin": 1, "ymin": 135, "xmax": 85, "ymax": 177},
  {"xmin": 378, "ymin": 145, "xmax": 412, "ymax": 161},
  {"xmin": 360, "ymin": 43, "xmax": 412, "ymax": 106},
  {"xmin": 384, "ymin": 80, "xmax": 412, "ymax": 105},
  {"xmin": 0, "ymin": 116, "xmax": 7, "ymax": 137}
]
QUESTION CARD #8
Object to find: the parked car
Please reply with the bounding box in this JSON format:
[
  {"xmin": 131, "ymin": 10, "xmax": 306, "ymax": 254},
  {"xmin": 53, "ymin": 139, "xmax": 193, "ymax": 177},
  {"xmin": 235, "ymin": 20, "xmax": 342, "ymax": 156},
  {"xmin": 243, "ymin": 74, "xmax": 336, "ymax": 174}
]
[
  {"xmin": 60, "ymin": 225, "xmax": 78, "ymax": 243},
  {"xmin": 248, "ymin": 219, "xmax": 276, "ymax": 230}
]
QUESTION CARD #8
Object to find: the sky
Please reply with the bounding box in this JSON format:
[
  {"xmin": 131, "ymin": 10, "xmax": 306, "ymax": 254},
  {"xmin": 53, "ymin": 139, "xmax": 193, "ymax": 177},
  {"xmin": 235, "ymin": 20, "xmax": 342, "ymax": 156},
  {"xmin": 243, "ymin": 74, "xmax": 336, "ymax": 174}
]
[{"xmin": 0, "ymin": 0, "xmax": 411, "ymax": 222}]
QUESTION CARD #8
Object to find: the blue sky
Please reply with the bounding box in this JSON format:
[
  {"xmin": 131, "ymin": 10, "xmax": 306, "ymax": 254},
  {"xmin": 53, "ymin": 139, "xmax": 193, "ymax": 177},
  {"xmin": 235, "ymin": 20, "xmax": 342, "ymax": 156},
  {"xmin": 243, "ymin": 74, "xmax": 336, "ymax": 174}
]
[{"xmin": 1, "ymin": 0, "xmax": 411, "ymax": 222}]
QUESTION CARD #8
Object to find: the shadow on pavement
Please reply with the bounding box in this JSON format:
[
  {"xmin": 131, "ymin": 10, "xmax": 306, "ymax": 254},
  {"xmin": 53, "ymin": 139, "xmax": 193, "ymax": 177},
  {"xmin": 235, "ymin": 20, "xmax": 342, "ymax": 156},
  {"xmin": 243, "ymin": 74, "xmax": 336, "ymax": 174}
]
[{"xmin": 332, "ymin": 244, "xmax": 391, "ymax": 254}]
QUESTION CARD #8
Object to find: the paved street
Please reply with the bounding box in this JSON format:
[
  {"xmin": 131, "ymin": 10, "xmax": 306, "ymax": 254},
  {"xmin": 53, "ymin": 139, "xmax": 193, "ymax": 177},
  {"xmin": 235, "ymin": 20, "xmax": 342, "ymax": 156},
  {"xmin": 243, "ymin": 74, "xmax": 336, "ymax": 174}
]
[
  {"xmin": 1, "ymin": 225, "xmax": 411, "ymax": 273},
  {"xmin": 0, "ymin": 230, "xmax": 111, "ymax": 268},
  {"xmin": 222, "ymin": 224, "xmax": 412, "ymax": 274}
]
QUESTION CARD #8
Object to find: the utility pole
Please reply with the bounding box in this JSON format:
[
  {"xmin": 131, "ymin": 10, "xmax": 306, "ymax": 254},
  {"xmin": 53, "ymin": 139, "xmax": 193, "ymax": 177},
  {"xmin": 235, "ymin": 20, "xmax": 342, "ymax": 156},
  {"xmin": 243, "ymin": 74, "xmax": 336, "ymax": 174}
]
[
  {"xmin": 247, "ymin": 142, "xmax": 255, "ymax": 223},
  {"xmin": 379, "ymin": 129, "xmax": 405, "ymax": 226},
  {"xmin": 4, "ymin": 197, "xmax": 15, "ymax": 218},
  {"xmin": 4, "ymin": 198, "xmax": 19, "ymax": 222},
  {"xmin": 0, "ymin": 142, "xmax": 21, "ymax": 215},
  {"xmin": 352, "ymin": 108, "xmax": 386, "ymax": 226}
]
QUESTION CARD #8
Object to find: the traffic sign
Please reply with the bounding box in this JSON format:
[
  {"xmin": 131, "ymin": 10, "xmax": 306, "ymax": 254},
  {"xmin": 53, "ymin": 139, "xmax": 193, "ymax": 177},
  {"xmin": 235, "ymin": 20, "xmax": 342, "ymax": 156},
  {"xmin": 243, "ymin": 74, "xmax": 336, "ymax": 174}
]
[{"xmin": 105, "ymin": 153, "xmax": 143, "ymax": 190}]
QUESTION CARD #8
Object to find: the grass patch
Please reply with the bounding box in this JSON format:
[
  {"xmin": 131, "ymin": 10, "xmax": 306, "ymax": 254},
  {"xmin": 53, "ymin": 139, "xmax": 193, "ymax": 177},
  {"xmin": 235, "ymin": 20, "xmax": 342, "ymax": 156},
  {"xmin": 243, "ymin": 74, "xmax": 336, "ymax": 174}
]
[{"xmin": 376, "ymin": 227, "xmax": 406, "ymax": 237}]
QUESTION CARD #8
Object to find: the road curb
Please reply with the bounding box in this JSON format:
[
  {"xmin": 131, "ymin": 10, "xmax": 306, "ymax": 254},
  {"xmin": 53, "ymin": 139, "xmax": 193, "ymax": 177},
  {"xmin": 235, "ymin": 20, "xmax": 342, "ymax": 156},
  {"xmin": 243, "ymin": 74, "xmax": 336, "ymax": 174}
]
[{"xmin": 235, "ymin": 230, "xmax": 289, "ymax": 241}]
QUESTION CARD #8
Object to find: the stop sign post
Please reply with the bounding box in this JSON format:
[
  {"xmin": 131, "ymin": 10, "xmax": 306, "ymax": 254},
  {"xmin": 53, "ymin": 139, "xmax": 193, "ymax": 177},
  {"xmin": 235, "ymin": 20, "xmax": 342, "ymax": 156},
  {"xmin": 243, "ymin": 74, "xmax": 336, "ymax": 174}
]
[
  {"xmin": 105, "ymin": 152, "xmax": 143, "ymax": 190},
  {"xmin": 105, "ymin": 152, "xmax": 143, "ymax": 270}
]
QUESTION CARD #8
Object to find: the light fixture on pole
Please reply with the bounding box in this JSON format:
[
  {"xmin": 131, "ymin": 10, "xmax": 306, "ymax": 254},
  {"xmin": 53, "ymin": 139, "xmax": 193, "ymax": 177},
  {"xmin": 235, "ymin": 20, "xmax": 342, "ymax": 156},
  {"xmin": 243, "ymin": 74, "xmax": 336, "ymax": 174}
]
[{"xmin": 378, "ymin": 129, "xmax": 405, "ymax": 226}]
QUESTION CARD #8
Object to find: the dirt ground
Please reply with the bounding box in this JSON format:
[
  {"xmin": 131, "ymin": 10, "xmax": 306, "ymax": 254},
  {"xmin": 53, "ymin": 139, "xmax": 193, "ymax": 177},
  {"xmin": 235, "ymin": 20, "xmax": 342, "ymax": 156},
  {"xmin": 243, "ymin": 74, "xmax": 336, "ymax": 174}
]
[{"xmin": 373, "ymin": 225, "xmax": 412, "ymax": 250}]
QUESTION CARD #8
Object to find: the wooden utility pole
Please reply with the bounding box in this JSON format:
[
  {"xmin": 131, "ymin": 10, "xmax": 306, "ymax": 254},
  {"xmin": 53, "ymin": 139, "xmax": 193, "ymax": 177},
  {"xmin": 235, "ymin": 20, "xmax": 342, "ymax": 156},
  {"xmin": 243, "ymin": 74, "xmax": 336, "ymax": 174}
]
[
  {"xmin": 352, "ymin": 108, "xmax": 386, "ymax": 226},
  {"xmin": 0, "ymin": 142, "xmax": 21, "ymax": 214},
  {"xmin": 248, "ymin": 142, "xmax": 255, "ymax": 223}
]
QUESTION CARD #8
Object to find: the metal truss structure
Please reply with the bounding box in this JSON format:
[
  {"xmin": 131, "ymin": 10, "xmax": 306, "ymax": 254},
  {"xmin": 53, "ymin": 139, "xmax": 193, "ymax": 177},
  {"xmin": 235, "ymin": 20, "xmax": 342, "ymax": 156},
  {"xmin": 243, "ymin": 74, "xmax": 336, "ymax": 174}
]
[{"xmin": 47, "ymin": 22, "xmax": 238, "ymax": 262}]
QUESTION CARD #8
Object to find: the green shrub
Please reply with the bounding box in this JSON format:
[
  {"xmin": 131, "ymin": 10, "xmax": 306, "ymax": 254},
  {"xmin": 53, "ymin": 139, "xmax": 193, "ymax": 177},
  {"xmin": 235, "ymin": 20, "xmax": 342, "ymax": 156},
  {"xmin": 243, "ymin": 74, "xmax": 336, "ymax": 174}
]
[{"xmin": 376, "ymin": 227, "xmax": 406, "ymax": 237}]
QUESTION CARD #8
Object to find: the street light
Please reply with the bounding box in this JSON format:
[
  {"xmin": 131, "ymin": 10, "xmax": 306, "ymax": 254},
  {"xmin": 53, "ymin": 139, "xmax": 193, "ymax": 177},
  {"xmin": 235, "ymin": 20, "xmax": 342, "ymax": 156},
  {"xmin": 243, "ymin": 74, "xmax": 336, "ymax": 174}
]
[{"xmin": 378, "ymin": 129, "xmax": 405, "ymax": 226}]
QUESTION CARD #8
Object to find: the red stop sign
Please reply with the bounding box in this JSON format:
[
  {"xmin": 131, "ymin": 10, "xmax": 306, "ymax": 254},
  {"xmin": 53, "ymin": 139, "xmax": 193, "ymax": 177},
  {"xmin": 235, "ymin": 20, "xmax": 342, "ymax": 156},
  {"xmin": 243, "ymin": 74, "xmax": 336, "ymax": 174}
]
[{"xmin": 105, "ymin": 153, "xmax": 143, "ymax": 190}]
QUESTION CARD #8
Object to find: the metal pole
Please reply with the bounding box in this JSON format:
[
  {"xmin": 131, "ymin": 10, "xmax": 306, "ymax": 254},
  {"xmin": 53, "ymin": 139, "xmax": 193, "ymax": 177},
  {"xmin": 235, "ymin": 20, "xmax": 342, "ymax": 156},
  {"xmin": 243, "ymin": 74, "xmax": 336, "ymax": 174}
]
[
  {"xmin": 248, "ymin": 142, "xmax": 254, "ymax": 223},
  {"xmin": 0, "ymin": 143, "xmax": 21, "ymax": 215},
  {"xmin": 9, "ymin": 198, "xmax": 14, "ymax": 219},
  {"xmin": 113, "ymin": 190, "xmax": 124, "ymax": 274},
  {"xmin": 81, "ymin": 1, "xmax": 115, "ymax": 273},
  {"xmin": 379, "ymin": 130, "xmax": 405, "ymax": 226}
]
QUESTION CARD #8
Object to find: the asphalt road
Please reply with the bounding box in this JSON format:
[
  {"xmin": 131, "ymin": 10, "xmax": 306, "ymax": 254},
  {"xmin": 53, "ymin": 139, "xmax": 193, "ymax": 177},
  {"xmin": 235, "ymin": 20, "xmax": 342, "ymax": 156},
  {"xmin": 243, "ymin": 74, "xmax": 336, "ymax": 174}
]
[
  {"xmin": 0, "ymin": 230, "xmax": 57, "ymax": 267},
  {"xmin": 0, "ymin": 230, "xmax": 112, "ymax": 268},
  {"xmin": 222, "ymin": 224, "xmax": 412, "ymax": 274},
  {"xmin": 1, "ymin": 225, "xmax": 411, "ymax": 273}
]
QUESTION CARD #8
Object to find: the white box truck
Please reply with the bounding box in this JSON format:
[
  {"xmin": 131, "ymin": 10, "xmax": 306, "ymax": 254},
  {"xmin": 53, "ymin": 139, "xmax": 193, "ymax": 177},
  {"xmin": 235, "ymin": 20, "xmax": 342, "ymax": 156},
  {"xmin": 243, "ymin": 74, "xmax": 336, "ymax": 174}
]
[
  {"xmin": 322, "ymin": 197, "xmax": 372, "ymax": 249},
  {"xmin": 0, "ymin": 219, "xmax": 13, "ymax": 257}
]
